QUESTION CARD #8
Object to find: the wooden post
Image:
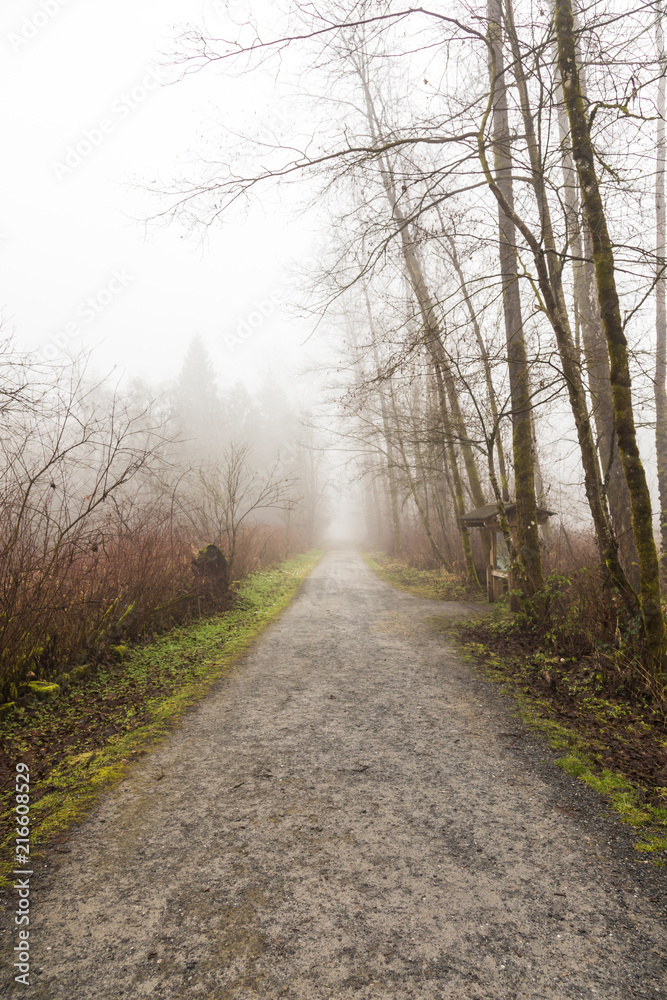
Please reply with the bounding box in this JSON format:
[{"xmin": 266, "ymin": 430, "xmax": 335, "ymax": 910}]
[
  {"xmin": 487, "ymin": 530, "xmax": 497, "ymax": 602},
  {"xmin": 508, "ymin": 526, "xmax": 521, "ymax": 611}
]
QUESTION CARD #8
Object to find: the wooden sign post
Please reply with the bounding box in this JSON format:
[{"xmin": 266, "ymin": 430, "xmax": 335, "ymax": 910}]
[{"xmin": 459, "ymin": 503, "xmax": 556, "ymax": 606}]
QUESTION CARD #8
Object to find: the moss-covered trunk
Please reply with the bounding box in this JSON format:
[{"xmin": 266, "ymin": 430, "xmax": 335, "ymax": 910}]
[
  {"xmin": 555, "ymin": 0, "xmax": 666, "ymax": 679},
  {"xmin": 553, "ymin": 31, "xmax": 639, "ymax": 589},
  {"xmin": 656, "ymin": 3, "xmax": 667, "ymax": 582},
  {"xmin": 493, "ymin": 0, "xmax": 636, "ymax": 610}
]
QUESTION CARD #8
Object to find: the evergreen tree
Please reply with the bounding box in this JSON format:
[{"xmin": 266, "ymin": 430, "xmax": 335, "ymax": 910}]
[{"xmin": 175, "ymin": 335, "xmax": 221, "ymax": 459}]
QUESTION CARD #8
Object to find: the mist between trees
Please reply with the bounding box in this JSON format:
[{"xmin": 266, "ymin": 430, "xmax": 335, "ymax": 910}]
[
  {"xmin": 159, "ymin": 0, "xmax": 667, "ymax": 694},
  {"xmin": 0, "ymin": 334, "xmax": 330, "ymax": 702}
]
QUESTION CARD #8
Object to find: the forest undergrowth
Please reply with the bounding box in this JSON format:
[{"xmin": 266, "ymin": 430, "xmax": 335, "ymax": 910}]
[{"xmin": 0, "ymin": 520, "xmax": 301, "ymax": 706}]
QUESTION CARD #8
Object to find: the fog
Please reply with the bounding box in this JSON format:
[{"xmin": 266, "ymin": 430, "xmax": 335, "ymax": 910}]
[
  {"xmin": 1, "ymin": 0, "xmax": 321, "ymax": 386},
  {"xmin": 3, "ymin": 0, "xmax": 667, "ymax": 591}
]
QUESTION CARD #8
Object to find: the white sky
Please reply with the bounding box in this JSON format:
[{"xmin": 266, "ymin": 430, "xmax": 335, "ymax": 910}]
[{"xmin": 1, "ymin": 0, "xmax": 320, "ymax": 388}]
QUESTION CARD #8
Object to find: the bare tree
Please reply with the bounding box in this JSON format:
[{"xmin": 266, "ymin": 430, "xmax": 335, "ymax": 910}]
[
  {"xmin": 555, "ymin": 0, "xmax": 666, "ymax": 679},
  {"xmin": 656, "ymin": 0, "xmax": 667, "ymax": 578},
  {"xmin": 183, "ymin": 444, "xmax": 300, "ymax": 572},
  {"xmin": 482, "ymin": 0, "xmax": 544, "ymax": 596}
]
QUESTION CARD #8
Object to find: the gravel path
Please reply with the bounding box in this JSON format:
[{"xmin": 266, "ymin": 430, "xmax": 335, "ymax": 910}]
[{"xmin": 2, "ymin": 548, "xmax": 666, "ymax": 999}]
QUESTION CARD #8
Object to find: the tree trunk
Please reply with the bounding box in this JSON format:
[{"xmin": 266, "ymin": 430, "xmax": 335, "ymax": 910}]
[
  {"xmin": 355, "ymin": 56, "xmax": 488, "ymax": 580},
  {"xmin": 378, "ymin": 382, "xmax": 403, "ymax": 556},
  {"xmin": 432, "ymin": 364, "xmax": 480, "ymax": 586},
  {"xmin": 485, "ymin": 0, "xmax": 543, "ymax": 597},
  {"xmin": 400, "ymin": 253, "xmax": 490, "ymax": 575},
  {"xmin": 555, "ymin": 0, "xmax": 666, "ymax": 678},
  {"xmin": 366, "ymin": 454, "xmax": 384, "ymax": 547},
  {"xmin": 656, "ymin": 1, "xmax": 667, "ymax": 581},
  {"xmin": 364, "ymin": 298, "xmax": 403, "ymax": 556},
  {"xmin": 553, "ymin": 28, "xmax": 639, "ymax": 588},
  {"xmin": 387, "ymin": 377, "xmax": 453, "ymax": 571},
  {"xmin": 383, "ymin": 184, "xmax": 489, "ymax": 566},
  {"xmin": 428, "ymin": 375, "xmax": 461, "ymax": 571},
  {"xmin": 482, "ymin": 0, "xmax": 635, "ymax": 608},
  {"xmin": 410, "ymin": 375, "xmax": 432, "ymax": 522},
  {"xmin": 445, "ymin": 232, "xmax": 510, "ymax": 500}
]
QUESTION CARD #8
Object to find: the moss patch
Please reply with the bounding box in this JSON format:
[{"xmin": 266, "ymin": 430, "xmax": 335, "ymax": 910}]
[
  {"xmin": 0, "ymin": 550, "xmax": 322, "ymax": 889},
  {"xmin": 27, "ymin": 681, "xmax": 61, "ymax": 701}
]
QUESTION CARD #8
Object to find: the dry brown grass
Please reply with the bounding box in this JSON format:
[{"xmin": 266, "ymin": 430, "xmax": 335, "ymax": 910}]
[{"xmin": 0, "ymin": 517, "xmax": 304, "ymax": 701}]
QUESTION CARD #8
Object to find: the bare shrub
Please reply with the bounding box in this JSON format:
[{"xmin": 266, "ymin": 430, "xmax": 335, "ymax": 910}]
[{"xmin": 0, "ymin": 345, "xmax": 307, "ymax": 701}]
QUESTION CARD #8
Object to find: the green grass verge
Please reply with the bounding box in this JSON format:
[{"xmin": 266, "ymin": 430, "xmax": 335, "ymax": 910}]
[
  {"xmin": 362, "ymin": 550, "xmax": 486, "ymax": 602},
  {"xmin": 0, "ymin": 550, "xmax": 322, "ymax": 889}
]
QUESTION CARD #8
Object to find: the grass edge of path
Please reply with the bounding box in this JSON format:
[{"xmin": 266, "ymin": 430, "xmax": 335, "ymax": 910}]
[
  {"xmin": 362, "ymin": 550, "xmax": 667, "ymax": 865},
  {"xmin": 1, "ymin": 549, "xmax": 323, "ymax": 891},
  {"xmin": 362, "ymin": 550, "xmax": 486, "ymax": 602}
]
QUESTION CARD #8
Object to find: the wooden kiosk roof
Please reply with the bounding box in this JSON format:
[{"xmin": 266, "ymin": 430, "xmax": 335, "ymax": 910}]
[{"xmin": 459, "ymin": 502, "xmax": 556, "ymax": 529}]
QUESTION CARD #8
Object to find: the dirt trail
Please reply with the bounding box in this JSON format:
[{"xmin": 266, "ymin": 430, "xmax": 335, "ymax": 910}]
[{"xmin": 2, "ymin": 549, "xmax": 666, "ymax": 999}]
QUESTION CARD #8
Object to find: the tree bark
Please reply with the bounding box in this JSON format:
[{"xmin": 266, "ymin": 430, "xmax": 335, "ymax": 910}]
[
  {"xmin": 432, "ymin": 363, "xmax": 480, "ymax": 586},
  {"xmin": 397, "ymin": 239, "xmax": 490, "ymax": 578},
  {"xmin": 656, "ymin": 1, "xmax": 667, "ymax": 581},
  {"xmin": 428, "ymin": 375, "xmax": 461, "ymax": 571},
  {"xmin": 553, "ymin": 26, "xmax": 639, "ymax": 588},
  {"xmin": 555, "ymin": 0, "xmax": 666, "ymax": 678},
  {"xmin": 387, "ymin": 376, "xmax": 454, "ymax": 571},
  {"xmin": 485, "ymin": 0, "xmax": 543, "ymax": 597},
  {"xmin": 490, "ymin": 0, "xmax": 635, "ymax": 608}
]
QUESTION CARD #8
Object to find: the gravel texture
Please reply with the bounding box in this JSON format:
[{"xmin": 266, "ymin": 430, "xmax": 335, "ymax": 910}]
[{"xmin": 2, "ymin": 548, "xmax": 666, "ymax": 998}]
